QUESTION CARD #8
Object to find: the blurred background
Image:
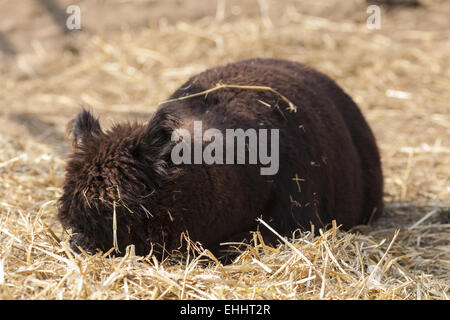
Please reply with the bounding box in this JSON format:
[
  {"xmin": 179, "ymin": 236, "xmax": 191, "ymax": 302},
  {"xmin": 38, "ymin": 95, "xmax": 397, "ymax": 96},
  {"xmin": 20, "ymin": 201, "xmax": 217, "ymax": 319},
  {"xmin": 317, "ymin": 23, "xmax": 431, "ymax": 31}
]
[
  {"xmin": 0, "ymin": 0, "xmax": 448, "ymax": 205},
  {"xmin": 0, "ymin": 0, "xmax": 448, "ymax": 299}
]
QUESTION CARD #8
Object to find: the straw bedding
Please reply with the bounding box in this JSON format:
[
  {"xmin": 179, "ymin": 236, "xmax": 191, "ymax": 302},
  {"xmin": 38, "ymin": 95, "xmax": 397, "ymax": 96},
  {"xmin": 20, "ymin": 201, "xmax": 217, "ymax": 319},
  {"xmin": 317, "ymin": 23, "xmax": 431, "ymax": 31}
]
[{"xmin": 0, "ymin": 0, "xmax": 448, "ymax": 299}]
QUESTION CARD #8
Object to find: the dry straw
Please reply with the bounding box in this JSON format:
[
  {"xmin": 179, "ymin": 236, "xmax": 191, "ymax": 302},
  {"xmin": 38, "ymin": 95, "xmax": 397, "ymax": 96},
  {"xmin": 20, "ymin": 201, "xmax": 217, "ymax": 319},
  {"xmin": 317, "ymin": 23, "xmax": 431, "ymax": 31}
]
[
  {"xmin": 0, "ymin": 199, "xmax": 448, "ymax": 299},
  {"xmin": 0, "ymin": 0, "xmax": 449, "ymax": 299},
  {"xmin": 159, "ymin": 83, "xmax": 298, "ymax": 113}
]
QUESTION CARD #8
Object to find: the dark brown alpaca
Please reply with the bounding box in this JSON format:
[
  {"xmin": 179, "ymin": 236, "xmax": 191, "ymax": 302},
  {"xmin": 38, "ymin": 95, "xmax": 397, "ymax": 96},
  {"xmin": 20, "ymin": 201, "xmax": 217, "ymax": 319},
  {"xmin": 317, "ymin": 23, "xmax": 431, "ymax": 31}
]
[{"xmin": 58, "ymin": 58, "xmax": 383, "ymax": 258}]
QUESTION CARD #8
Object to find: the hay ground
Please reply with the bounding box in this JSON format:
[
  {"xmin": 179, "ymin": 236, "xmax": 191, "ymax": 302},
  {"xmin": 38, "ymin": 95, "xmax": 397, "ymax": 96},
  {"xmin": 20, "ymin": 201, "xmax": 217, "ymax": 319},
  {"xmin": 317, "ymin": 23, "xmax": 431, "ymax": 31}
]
[{"xmin": 0, "ymin": 0, "xmax": 449, "ymax": 300}]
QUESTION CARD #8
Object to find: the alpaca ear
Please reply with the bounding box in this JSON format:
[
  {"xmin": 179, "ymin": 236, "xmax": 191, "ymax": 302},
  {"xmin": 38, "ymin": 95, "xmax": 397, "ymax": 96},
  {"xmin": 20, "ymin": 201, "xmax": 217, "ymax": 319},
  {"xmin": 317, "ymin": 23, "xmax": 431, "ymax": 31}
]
[
  {"xmin": 67, "ymin": 109, "xmax": 102, "ymax": 150},
  {"xmin": 141, "ymin": 112, "xmax": 180, "ymax": 164},
  {"xmin": 144, "ymin": 113, "xmax": 179, "ymax": 147}
]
